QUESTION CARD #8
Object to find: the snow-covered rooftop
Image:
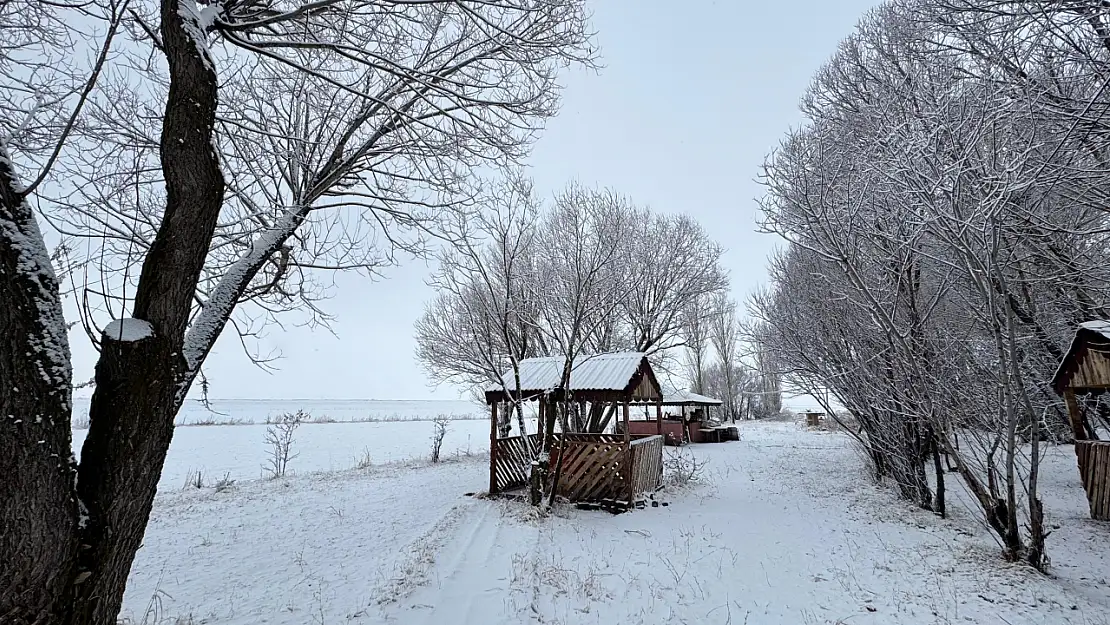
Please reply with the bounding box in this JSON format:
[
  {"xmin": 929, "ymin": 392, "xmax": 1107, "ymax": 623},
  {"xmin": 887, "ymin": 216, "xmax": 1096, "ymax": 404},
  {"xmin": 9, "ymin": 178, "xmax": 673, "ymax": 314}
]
[
  {"xmin": 490, "ymin": 352, "xmax": 649, "ymax": 394},
  {"xmin": 1080, "ymin": 320, "xmax": 1110, "ymax": 338},
  {"xmin": 662, "ymin": 390, "xmax": 723, "ymax": 406}
]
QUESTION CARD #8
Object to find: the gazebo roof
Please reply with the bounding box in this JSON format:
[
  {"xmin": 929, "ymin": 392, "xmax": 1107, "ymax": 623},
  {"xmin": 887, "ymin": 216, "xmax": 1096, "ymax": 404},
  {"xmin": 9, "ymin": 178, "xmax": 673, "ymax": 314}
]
[
  {"xmin": 1052, "ymin": 321, "xmax": 1110, "ymax": 395},
  {"xmin": 661, "ymin": 390, "xmax": 722, "ymax": 406},
  {"xmin": 485, "ymin": 352, "xmax": 661, "ymax": 404}
]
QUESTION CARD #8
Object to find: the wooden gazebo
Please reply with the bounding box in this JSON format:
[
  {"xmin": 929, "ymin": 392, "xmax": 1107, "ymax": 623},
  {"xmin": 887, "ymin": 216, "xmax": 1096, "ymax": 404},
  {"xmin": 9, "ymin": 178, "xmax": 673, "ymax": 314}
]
[
  {"xmin": 484, "ymin": 352, "xmax": 665, "ymax": 509},
  {"xmin": 1052, "ymin": 321, "xmax": 1110, "ymax": 519}
]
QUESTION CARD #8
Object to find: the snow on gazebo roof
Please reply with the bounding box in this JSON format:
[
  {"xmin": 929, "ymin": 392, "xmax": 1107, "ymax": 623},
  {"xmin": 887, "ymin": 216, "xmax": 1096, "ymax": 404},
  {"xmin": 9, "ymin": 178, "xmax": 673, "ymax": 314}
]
[
  {"xmin": 661, "ymin": 390, "xmax": 722, "ymax": 406},
  {"xmin": 485, "ymin": 352, "xmax": 661, "ymax": 403}
]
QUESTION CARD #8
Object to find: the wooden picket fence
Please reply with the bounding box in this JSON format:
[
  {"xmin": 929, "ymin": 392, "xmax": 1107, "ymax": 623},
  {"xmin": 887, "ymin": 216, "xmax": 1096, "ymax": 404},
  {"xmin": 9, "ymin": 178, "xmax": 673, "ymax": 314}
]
[
  {"xmin": 491, "ymin": 433, "xmax": 542, "ymax": 493},
  {"xmin": 1077, "ymin": 440, "xmax": 1110, "ymax": 520}
]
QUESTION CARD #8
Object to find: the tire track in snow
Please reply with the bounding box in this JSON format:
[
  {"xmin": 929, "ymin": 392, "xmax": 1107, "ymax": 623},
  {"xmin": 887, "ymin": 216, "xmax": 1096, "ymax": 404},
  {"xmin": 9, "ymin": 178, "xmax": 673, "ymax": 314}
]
[{"xmin": 380, "ymin": 500, "xmax": 543, "ymax": 624}]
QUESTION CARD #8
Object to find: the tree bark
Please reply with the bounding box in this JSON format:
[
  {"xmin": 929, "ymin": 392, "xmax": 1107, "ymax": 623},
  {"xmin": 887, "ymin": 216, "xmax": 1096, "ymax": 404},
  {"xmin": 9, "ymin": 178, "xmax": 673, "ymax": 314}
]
[
  {"xmin": 0, "ymin": 144, "xmax": 79, "ymax": 624},
  {"xmin": 68, "ymin": 2, "xmax": 226, "ymax": 621}
]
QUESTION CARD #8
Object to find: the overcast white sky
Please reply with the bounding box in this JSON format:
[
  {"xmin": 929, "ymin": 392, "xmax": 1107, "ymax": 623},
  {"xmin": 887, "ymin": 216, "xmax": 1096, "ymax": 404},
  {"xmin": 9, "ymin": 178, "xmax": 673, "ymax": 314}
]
[{"xmin": 70, "ymin": 0, "xmax": 878, "ymax": 402}]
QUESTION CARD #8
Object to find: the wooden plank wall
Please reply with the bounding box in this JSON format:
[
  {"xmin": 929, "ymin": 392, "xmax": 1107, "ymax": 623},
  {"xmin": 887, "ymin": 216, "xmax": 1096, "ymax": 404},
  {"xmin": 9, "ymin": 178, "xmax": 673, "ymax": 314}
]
[
  {"xmin": 492, "ymin": 433, "xmax": 542, "ymax": 493},
  {"xmin": 1067, "ymin": 347, "xmax": 1110, "ymax": 391},
  {"xmin": 1076, "ymin": 440, "xmax": 1110, "ymax": 520}
]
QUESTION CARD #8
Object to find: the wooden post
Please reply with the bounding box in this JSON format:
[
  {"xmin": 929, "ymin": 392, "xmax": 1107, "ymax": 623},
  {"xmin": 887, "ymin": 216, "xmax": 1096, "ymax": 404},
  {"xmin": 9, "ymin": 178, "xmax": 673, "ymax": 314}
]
[
  {"xmin": 656, "ymin": 401, "xmax": 663, "ymax": 440},
  {"xmin": 538, "ymin": 397, "xmax": 546, "ymax": 451},
  {"xmin": 489, "ymin": 402, "xmax": 498, "ymax": 494},
  {"xmin": 1064, "ymin": 388, "xmax": 1088, "ymax": 442},
  {"xmin": 623, "ymin": 401, "xmax": 633, "ymax": 506},
  {"xmin": 623, "ymin": 402, "xmax": 631, "ymax": 446}
]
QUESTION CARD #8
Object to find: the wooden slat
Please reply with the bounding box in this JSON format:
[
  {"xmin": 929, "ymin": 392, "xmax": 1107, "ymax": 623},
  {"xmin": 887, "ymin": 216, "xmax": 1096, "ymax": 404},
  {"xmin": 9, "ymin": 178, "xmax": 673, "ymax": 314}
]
[
  {"xmin": 492, "ymin": 433, "xmax": 542, "ymax": 492},
  {"xmin": 1076, "ymin": 440, "xmax": 1110, "ymax": 521}
]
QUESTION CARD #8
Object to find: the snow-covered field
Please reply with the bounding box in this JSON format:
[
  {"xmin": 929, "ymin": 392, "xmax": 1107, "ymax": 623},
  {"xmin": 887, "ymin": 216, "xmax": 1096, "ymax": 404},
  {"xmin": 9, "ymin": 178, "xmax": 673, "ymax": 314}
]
[
  {"xmin": 72, "ymin": 418, "xmax": 489, "ymax": 492},
  {"xmin": 71, "ymin": 397, "xmax": 483, "ymax": 427},
  {"xmin": 120, "ymin": 420, "xmax": 1110, "ymax": 625}
]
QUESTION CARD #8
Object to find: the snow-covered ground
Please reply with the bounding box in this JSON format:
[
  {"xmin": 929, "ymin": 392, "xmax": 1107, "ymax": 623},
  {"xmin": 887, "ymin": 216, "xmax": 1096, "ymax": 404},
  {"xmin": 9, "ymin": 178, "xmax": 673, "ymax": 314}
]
[{"xmin": 121, "ymin": 420, "xmax": 1110, "ymax": 625}]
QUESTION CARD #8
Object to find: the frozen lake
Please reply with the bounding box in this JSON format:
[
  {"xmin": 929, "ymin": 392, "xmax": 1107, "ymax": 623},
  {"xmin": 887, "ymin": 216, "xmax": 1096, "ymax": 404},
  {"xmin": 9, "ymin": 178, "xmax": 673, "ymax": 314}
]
[{"xmin": 70, "ymin": 399, "xmax": 491, "ymax": 491}]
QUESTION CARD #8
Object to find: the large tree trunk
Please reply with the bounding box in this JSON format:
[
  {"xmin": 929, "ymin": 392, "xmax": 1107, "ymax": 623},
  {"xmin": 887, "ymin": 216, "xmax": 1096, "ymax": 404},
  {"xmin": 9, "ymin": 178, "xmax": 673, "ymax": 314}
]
[
  {"xmin": 68, "ymin": 2, "xmax": 226, "ymax": 622},
  {"xmin": 0, "ymin": 145, "xmax": 80, "ymax": 624}
]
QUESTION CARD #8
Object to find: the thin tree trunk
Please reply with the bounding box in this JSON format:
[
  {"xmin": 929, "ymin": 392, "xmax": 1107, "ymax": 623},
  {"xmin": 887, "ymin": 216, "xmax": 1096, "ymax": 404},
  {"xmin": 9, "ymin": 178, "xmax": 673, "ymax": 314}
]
[{"xmin": 931, "ymin": 431, "xmax": 945, "ymax": 519}]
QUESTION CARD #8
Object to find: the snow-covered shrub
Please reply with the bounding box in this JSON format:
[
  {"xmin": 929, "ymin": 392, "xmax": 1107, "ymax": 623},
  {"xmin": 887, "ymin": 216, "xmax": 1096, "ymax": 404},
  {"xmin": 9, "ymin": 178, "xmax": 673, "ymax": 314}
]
[
  {"xmin": 263, "ymin": 410, "xmax": 306, "ymax": 479},
  {"xmin": 214, "ymin": 473, "xmax": 236, "ymax": 493},
  {"xmin": 182, "ymin": 470, "xmax": 204, "ymax": 490},
  {"xmin": 431, "ymin": 416, "xmax": 450, "ymax": 463},
  {"xmin": 663, "ymin": 447, "xmax": 707, "ymax": 488}
]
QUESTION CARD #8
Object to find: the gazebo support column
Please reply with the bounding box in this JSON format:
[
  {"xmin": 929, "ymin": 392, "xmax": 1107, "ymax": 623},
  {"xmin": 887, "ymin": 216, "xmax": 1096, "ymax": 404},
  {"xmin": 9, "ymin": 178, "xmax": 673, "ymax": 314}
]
[
  {"xmin": 656, "ymin": 402, "xmax": 663, "ymax": 440},
  {"xmin": 1064, "ymin": 388, "xmax": 1088, "ymax": 442},
  {"xmin": 623, "ymin": 402, "xmax": 630, "ymax": 445},
  {"xmin": 489, "ymin": 402, "xmax": 498, "ymax": 494}
]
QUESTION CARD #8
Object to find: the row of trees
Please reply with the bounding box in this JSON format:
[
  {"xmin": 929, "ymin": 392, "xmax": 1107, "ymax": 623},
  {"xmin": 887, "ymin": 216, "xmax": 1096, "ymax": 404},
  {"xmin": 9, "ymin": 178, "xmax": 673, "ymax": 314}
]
[
  {"xmin": 1, "ymin": 1, "xmax": 594, "ymax": 622},
  {"xmin": 414, "ymin": 175, "xmax": 784, "ymax": 430},
  {"xmin": 754, "ymin": 0, "xmax": 1110, "ymax": 570},
  {"xmin": 415, "ymin": 177, "xmax": 730, "ymax": 431},
  {"xmin": 682, "ymin": 294, "xmax": 782, "ymax": 421}
]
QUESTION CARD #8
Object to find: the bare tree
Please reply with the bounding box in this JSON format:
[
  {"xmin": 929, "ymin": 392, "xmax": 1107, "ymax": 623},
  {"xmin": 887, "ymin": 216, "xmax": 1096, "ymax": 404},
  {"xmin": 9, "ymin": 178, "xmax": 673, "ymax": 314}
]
[
  {"xmin": 749, "ymin": 0, "xmax": 1110, "ymax": 568},
  {"xmin": 262, "ymin": 410, "xmax": 305, "ymax": 479},
  {"xmin": 681, "ymin": 294, "xmax": 711, "ymax": 394},
  {"xmin": 1, "ymin": 1, "xmax": 594, "ymax": 621},
  {"xmin": 416, "ymin": 172, "xmax": 543, "ymax": 438},
  {"xmin": 710, "ymin": 295, "xmax": 741, "ymax": 421}
]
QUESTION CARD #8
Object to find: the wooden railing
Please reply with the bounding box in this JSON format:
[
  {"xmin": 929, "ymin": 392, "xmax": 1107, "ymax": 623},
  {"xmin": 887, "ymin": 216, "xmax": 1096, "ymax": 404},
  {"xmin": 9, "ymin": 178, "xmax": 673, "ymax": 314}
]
[
  {"xmin": 490, "ymin": 430, "xmax": 665, "ymax": 508},
  {"xmin": 550, "ymin": 434, "xmax": 627, "ymax": 503},
  {"xmin": 549, "ymin": 433, "xmax": 664, "ymax": 507},
  {"xmin": 490, "ymin": 433, "xmax": 542, "ymax": 493}
]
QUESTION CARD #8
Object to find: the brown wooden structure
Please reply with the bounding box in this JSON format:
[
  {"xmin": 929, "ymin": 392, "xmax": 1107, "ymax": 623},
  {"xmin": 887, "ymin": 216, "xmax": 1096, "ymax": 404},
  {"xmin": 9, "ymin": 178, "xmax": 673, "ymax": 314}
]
[
  {"xmin": 1052, "ymin": 321, "xmax": 1110, "ymax": 520},
  {"xmin": 485, "ymin": 352, "xmax": 665, "ymax": 509},
  {"xmin": 659, "ymin": 391, "xmax": 737, "ymax": 443},
  {"xmin": 801, "ymin": 411, "xmax": 825, "ymax": 428}
]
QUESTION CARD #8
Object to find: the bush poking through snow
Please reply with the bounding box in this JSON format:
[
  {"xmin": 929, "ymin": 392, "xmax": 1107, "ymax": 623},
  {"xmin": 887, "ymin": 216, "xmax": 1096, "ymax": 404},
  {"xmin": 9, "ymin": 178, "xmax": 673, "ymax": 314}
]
[
  {"xmin": 354, "ymin": 447, "xmax": 373, "ymax": 470},
  {"xmin": 119, "ymin": 587, "xmax": 195, "ymax": 625},
  {"xmin": 263, "ymin": 410, "xmax": 305, "ymax": 479},
  {"xmin": 183, "ymin": 470, "xmax": 204, "ymax": 490},
  {"xmin": 214, "ymin": 472, "xmax": 235, "ymax": 493},
  {"xmin": 663, "ymin": 447, "xmax": 707, "ymax": 488},
  {"xmin": 431, "ymin": 416, "xmax": 450, "ymax": 463}
]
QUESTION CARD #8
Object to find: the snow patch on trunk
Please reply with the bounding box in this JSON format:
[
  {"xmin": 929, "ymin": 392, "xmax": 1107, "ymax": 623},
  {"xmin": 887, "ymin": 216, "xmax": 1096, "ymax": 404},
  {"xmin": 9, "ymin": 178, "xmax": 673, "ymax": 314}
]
[
  {"xmin": 103, "ymin": 318, "xmax": 155, "ymax": 342},
  {"xmin": 177, "ymin": 0, "xmax": 220, "ymax": 72},
  {"xmin": 0, "ymin": 140, "xmax": 72, "ymax": 393}
]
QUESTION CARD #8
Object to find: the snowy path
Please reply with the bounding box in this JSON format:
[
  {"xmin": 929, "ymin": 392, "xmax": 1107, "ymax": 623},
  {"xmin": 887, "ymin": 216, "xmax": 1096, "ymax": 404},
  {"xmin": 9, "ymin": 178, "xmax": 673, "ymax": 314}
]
[
  {"xmin": 381, "ymin": 422, "xmax": 1110, "ymax": 625},
  {"xmin": 123, "ymin": 421, "xmax": 1110, "ymax": 625}
]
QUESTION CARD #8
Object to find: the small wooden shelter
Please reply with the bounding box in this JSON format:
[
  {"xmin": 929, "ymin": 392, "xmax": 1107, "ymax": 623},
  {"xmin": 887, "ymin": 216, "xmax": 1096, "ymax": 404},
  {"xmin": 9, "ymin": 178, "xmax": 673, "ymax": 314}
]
[
  {"xmin": 801, "ymin": 411, "xmax": 826, "ymax": 428},
  {"xmin": 1052, "ymin": 321, "xmax": 1110, "ymax": 519},
  {"xmin": 660, "ymin": 390, "xmax": 736, "ymax": 443},
  {"xmin": 484, "ymin": 352, "xmax": 665, "ymax": 509}
]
